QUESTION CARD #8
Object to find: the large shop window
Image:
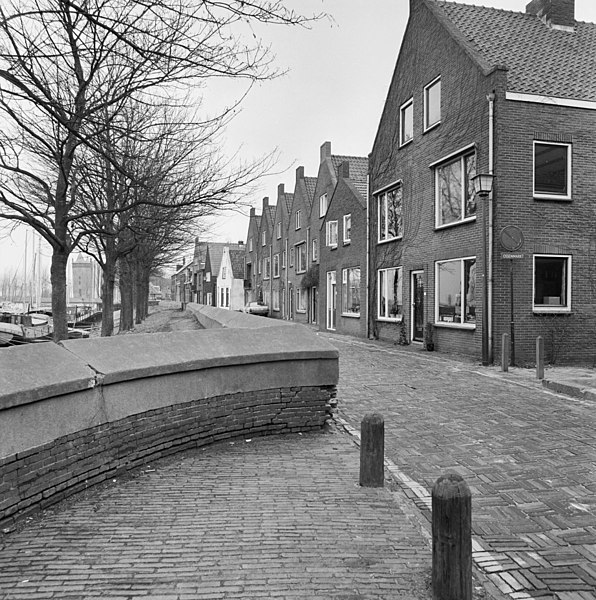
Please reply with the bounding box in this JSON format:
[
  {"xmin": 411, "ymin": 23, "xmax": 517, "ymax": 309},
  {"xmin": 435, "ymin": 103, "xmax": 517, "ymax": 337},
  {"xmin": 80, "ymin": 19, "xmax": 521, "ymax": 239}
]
[
  {"xmin": 534, "ymin": 142, "xmax": 571, "ymax": 199},
  {"xmin": 342, "ymin": 267, "xmax": 361, "ymax": 316},
  {"xmin": 533, "ymin": 255, "xmax": 571, "ymax": 312},
  {"xmin": 377, "ymin": 185, "xmax": 403, "ymax": 242},
  {"xmin": 435, "ymin": 152, "xmax": 476, "ymax": 227},
  {"xmin": 436, "ymin": 257, "xmax": 476, "ymax": 327},
  {"xmin": 378, "ymin": 267, "xmax": 403, "ymax": 322}
]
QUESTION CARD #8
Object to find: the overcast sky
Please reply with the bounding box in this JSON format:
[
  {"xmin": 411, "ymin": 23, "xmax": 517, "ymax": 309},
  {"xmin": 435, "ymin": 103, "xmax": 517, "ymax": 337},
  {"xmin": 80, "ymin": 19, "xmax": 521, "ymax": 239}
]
[{"xmin": 2, "ymin": 0, "xmax": 595, "ymax": 276}]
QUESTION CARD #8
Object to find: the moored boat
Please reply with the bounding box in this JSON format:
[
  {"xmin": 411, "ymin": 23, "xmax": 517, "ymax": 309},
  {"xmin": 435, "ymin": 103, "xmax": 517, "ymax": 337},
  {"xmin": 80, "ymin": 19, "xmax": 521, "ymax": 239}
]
[{"xmin": 0, "ymin": 312, "xmax": 53, "ymax": 346}]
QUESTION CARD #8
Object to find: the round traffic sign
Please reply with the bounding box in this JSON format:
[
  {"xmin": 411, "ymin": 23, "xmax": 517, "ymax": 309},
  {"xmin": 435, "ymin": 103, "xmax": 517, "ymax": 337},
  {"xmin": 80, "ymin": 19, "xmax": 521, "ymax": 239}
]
[{"xmin": 499, "ymin": 225, "xmax": 524, "ymax": 252}]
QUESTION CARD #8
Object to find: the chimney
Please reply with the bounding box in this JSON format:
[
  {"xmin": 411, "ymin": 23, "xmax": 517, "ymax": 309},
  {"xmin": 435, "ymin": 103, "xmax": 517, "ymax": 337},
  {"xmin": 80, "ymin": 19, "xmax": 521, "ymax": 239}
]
[
  {"xmin": 526, "ymin": 0, "xmax": 575, "ymax": 29},
  {"xmin": 262, "ymin": 196, "xmax": 269, "ymax": 212},
  {"xmin": 296, "ymin": 165, "xmax": 305, "ymax": 180},
  {"xmin": 238, "ymin": 240, "xmax": 244, "ymax": 246},
  {"xmin": 250, "ymin": 207, "xmax": 255, "ymax": 217},
  {"xmin": 320, "ymin": 141, "xmax": 331, "ymax": 164},
  {"xmin": 277, "ymin": 183, "xmax": 285, "ymax": 197},
  {"xmin": 338, "ymin": 161, "xmax": 350, "ymax": 179}
]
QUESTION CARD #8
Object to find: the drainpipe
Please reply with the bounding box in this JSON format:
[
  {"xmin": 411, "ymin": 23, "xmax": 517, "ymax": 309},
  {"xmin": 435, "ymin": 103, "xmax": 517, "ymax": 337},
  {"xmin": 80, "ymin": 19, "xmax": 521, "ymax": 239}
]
[
  {"xmin": 366, "ymin": 170, "xmax": 370, "ymax": 338},
  {"xmin": 487, "ymin": 92, "xmax": 495, "ymax": 363}
]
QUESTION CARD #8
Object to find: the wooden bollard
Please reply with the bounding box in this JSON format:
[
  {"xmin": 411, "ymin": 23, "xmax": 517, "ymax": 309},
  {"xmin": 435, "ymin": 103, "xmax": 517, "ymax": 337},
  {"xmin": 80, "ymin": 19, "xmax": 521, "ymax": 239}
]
[
  {"xmin": 359, "ymin": 413, "xmax": 384, "ymax": 487},
  {"xmin": 432, "ymin": 473, "xmax": 472, "ymax": 600},
  {"xmin": 501, "ymin": 333, "xmax": 509, "ymax": 372},
  {"xmin": 536, "ymin": 336, "xmax": 544, "ymax": 380}
]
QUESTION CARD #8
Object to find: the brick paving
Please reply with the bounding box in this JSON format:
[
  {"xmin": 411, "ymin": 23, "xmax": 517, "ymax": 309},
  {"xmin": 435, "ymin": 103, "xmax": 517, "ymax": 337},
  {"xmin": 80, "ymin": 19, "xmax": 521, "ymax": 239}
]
[
  {"xmin": 0, "ymin": 429, "xmax": 433, "ymax": 600},
  {"xmin": 324, "ymin": 332, "xmax": 596, "ymax": 600}
]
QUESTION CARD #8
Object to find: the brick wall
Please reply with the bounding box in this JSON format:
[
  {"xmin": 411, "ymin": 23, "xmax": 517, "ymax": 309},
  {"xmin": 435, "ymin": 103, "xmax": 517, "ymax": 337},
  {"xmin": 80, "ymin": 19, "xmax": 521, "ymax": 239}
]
[{"xmin": 0, "ymin": 385, "xmax": 336, "ymax": 530}]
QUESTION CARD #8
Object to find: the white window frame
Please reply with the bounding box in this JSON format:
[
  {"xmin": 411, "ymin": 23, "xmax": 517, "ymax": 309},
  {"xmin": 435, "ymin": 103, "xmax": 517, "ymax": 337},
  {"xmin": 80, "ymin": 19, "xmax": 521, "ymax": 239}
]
[
  {"xmin": 343, "ymin": 214, "xmax": 352, "ymax": 244},
  {"xmin": 263, "ymin": 256, "xmax": 270, "ymax": 280},
  {"xmin": 434, "ymin": 151, "xmax": 476, "ymax": 229},
  {"xmin": 277, "ymin": 221, "xmax": 282, "ymax": 239},
  {"xmin": 312, "ymin": 238, "xmax": 318, "ymax": 262},
  {"xmin": 296, "ymin": 242, "xmax": 307, "ymax": 274},
  {"xmin": 273, "ymin": 253, "xmax": 280, "ymax": 278},
  {"xmin": 295, "ymin": 210, "xmax": 301, "ymax": 230},
  {"xmin": 296, "ymin": 287, "xmax": 307, "ymax": 313},
  {"xmin": 533, "ymin": 254, "xmax": 572, "ymax": 313},
  {"xmin": 342, "ymin": 267, "xmax": 361, "ymax": 317},
  {"xmin": 424, "ymin": 76, "xmax": 441, "ymax": 131},
  {"xmin": 289, "ymin": 247, "xmax": 294, "ymax": 268},
  {"xmin": 273, "ymin": 290, "xmax": 280, "ymax": 311},
  {"xmin": 434, "ymin": 256, "xmax": 477, "ymax": 329},
  {"xmin": 249, "ymin": 238, "xmax": 253, "ymax": 252},
  {"xmin": 377, "ymin": 185, "xmax": 403, "ymax": 243},
  {"xmin": 326, "ymin": 220, "xmax": 338, "ymax": 248},
  {"xmin": 377, "ymin": 267, "xmax": 403, "ymax": 322},
  {"xmin": 205, "ymin": 272, "xmax": 211, "ymax": 283},
  {"xmin": 262, "ymin": 231, "xmax": 266, "ymax": 246},
  {"xmin": 319, "ymin": 193, "xmax": 328, "ymax": 218},
  {"xmin": 533, "ymin": 141, "xmax": 572, "ymax": 200},
  {"xmin": 399, "ymin": 98, "xmax": 413, "ymax": 146},
  {"xmin": 282, "ymin": 249, "xmax": 287, "ymax": 269}
]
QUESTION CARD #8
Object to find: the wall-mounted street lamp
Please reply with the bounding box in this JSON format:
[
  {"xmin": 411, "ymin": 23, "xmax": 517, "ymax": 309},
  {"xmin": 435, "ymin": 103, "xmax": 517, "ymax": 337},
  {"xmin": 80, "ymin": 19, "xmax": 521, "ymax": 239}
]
[{"xmin": 472, "ymin": 173, "xmax": 495, "ymax": 367}]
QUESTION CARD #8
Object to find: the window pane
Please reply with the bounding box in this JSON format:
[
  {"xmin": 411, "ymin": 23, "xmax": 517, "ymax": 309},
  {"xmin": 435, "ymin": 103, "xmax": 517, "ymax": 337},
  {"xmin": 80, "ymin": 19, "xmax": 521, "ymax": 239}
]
[
  {"xmin": 438, "ymin": 160, "xmax": 462, "ymax": 225},
  {"xmin": 464, "ymin": 154, "xmax": 477, "ymax": 218},
  {"xmin": 464, "ymin": 259, "xmax": 476, "ymax": 323},
  {"xmin": 343, "ymin": 268, "xmax": 360, "ymax": 315},
  {"xmin": 535, "ymin": 143, "xmax": 568, "ymax": 195},
  {"xmin": 534, "ymin": 257, "xmax": 567, "ymax": 306},
  {"xmin": 426, "ymin": 80, "xmax": 441, "ymax": 127},
  {"xmin": 438, "ymin": 261, "xmax": 461, "ymax": 322},
  {"xmin": 378, "ymin": 195, "xmax": 387, "ymax": 241},
  {"xmin": 401, "ymin": 102, "xmax": 413, "ymax": 143},
  {"xmin": 378, "ymin": 270, "xmax": 387, "ymax": 318},
  {"xmin": 387, "ymin": 188, "xmax": 403, "ymax": 239},
  {"xmin": 389, "ymin": 268, "xmax": 402, "ymax": 318}
]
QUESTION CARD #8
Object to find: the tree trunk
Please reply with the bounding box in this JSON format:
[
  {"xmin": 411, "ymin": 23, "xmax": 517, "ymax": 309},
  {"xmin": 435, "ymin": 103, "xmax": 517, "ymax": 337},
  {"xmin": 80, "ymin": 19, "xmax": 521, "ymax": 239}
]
[
  {"xmin": 101, "ymin": 254, "xmax": 116, "ymax": 336},
  {"xmin": 118, "ymin": 256, "xmax": 134, "ymax": 331},
  {"xmin": 50, "ymin": 247, "xmax": 69, "ymax": 341},
  {"xmin": 135, "ymin": 264, "xmax": 144, "ymax": 325}
]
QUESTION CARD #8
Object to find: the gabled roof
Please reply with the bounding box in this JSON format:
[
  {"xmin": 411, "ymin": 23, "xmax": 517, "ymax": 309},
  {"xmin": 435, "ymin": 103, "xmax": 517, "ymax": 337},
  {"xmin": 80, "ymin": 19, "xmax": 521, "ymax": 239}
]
[
  {"xmin": 206, "ymin": 242, "xmax": 243, "ymax": 276},
  {"xmin": 304, "ymin": 177, "xmax": 318, "ymax": 205},
  {"xmin": 428, "ymin": 0, "xmax": 596, "ymax": 101},
  {"xmin": 229, "ymin": 248, "xmax": 245, "ymax": 279},
  {"xmin": 332, "ymin": 155, "xmax": 369, "ymax": 198}
]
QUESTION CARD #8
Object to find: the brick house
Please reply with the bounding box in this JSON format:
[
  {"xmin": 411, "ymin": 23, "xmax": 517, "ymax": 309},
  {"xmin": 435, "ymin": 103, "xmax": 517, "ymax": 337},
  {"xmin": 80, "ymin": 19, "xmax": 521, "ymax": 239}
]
[
  {"xmin": 369, "ymin": 0, "xmax": 596, "ymax": 365},
  {"xmin": 244, "ymin": 208, "xmax": 261, "ymax": 304},
  {"xmin": 319, "ymin": 160, "xmax": 368, "ymax": 337},
  {"xmin": 256, "ymin": 197, "xmax": 275, "ymax": 309},
  {"xmin": 271, "ymin": 183, "xmax": 293, "ymax": 318},
  {"xmin": 285, "ymin": 166, "xmax": 317, "ymax": 324}
]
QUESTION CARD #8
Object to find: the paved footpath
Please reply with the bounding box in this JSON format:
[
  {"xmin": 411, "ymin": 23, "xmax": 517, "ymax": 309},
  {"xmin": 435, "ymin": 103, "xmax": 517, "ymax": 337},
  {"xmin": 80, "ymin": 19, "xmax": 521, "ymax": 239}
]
[
  {"xmin": 0, "ymin": 428, "xmax": 434, "ymax": 600},
  {"xmin": 322, "ymin": 332, "xmax": 596, "ymax": 600}
]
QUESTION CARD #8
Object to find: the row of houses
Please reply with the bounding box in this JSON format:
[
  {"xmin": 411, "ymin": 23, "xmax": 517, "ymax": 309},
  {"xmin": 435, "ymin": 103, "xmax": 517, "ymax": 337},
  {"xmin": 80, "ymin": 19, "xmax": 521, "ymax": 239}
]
[{"xmin": 176, "ymin": 0, "xmax": 596, "ymax": 366}]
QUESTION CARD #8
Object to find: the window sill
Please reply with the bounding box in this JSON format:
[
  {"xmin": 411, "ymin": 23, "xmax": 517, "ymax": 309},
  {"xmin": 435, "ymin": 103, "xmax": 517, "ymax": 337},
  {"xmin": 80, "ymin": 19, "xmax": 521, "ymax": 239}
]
[
  {"xmin": 377, "ymin": 316, "xmax": 403, "ymax": 323},
  {"xmin": 342, "ymin": 312, "xmax": 360, "ymax": 319},
  {"xmin": 399, "ymin": 138, "xmax": 413, "ymax": 149},
  {"xmin": 434, "ymin": 322, "xmax": 476, "ymax": 330},
  {"xmin": 533, "ymin": 194, "xmax": 572, "ymax": 201},
  {"xmin": 377, "ymin": 236, "xmax": 403, "ymax": 245},
  {"xmin": 343, "ymin": 240, "xmax": 351, "ymax": 246},
  {"xmin": 435, "ymin": 216, "xmax": 476, "ymax": 231},
  {"xmin": 424, "ymin": 121, "xmax": 441, "ymax": 134},
  {"xmin": 533, "ymin": 307, "xmax": 571, "ymax": 314},
  {"xmin": 296, "ymin": 309, "xmax": 307, "ymax": 314}
]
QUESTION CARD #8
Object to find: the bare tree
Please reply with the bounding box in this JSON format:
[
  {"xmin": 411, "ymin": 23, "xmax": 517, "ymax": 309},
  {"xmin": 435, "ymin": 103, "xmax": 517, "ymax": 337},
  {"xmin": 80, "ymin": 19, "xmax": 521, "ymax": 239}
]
[{"xmin": 0, "ymin": 0, "xmax": 320, "ymax": 339}]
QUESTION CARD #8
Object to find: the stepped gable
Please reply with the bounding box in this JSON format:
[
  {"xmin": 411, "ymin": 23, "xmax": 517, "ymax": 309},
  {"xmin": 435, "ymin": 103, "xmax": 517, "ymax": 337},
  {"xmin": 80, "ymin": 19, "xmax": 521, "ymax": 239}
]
[{"xmin": 428, "ymin": 0, "xmax": 596, "ymax": 101}]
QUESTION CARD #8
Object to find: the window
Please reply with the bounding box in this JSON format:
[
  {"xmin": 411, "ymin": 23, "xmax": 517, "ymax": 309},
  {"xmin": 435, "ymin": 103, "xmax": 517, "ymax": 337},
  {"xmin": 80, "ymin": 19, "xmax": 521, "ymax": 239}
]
[
  {"xmin": 377, "ymin": 185, "xmax": 403, "ymax": 242},
  {"xmin": 435, "ymin": 257, "xmax": 476, "ymax": 326},
  {"xmin": 400, "ymin": 98, "xmax": 413, "ymax": 145},
  {"xmin": 273, "ymin": 290, "xmax": 280, "ymax": 311},
  {"xmin": 435, "ymin": 152, "xmax": 476, "ymax": 227},
  {"xmin": 312, "ymin": 238, "xmax": 318, "ymax": 262},
  {"xmin": 249, "ymin": 238, "xmax": 253, "ymax": 252},
  {"xmin": 342, "ymin": 267, "xmax": 361, "ymax": 316},
  {"xmin": 205, "ymin": 272, "xmax": 211, "ymax": 282},
  {"xmin": 262, "ymin": 231, "xmax": 266, "ymax": 246},
  {"xmin": 534, "ymin": 142, "xmax": 571, "ymax": 199},
  {"xmin": 533, "ymin": 255, "xmax": 571, "ymax": 312},
  {"xmin": 343, "ymin": 214, "xmax": 352, "ymax": 244},
  {"xmin": 263, "ymin": 256, "xmax": 271, "ymax": 279},
  {"xmin": 296, "ymin": 242, "xmax": 307, "ymax": 273},
  {"xmin": 282, "ymin": 249, "xmax": 287, "ymax": 269},
  {"xmin": 378, "ymin": 267, "xmax": 403, "ymax": 321},
  {"xmin": 295, "ymin": 210, "xmax": 301, "ymax": 230},
  {"xmin": 297, "ymin": 288, "xmax": 307, "ymax": 312},
  {"xmin": 273, "ymin": 253, "xmax": 280, "ymax": 278},
  {"xmin": 326, "ymin": 220, "xmax": 338, "ymax": 247},
  {"xmin": 319, "ymin": 193, "xmax": 328, "ymax": 218},
  {"xmin": 424, "ymin": 76, "xmax": 441, "ymax": 130},
  {"xmin": 277, "ymin": 221, "xmax": 282, "ymax": 239},
  {"xmin": 289, "ymin": 247, "xmax": 294, "ymax": 267},
  {"xmin": 222, "ymin": 267, "xmax": 227, "ymax": 279}
]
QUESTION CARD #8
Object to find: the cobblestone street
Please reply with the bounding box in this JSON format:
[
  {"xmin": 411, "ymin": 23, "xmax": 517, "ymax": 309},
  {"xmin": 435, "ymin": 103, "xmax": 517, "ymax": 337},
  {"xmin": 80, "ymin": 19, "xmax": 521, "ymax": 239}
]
[{"xmin": 324, "ymin": 332, "xmax": 596, "ymax": 600}]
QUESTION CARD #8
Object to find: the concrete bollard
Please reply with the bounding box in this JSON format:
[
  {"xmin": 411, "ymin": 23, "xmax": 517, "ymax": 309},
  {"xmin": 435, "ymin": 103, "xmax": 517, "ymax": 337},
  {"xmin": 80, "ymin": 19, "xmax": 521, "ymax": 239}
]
[
  {"xmin": 501, "ymin": 333, "xmax": 509, "ymax": 372},
  {"xmin": 536, "ymin": 336, "xmax": 544, "ymax": 380},
  {"xmin": 432, "ymin": 473, "xmax": 472, "ymax": 600},
  {"xmin": 359, "ymin": 413, "xmax": 384, "ymax": 487}
]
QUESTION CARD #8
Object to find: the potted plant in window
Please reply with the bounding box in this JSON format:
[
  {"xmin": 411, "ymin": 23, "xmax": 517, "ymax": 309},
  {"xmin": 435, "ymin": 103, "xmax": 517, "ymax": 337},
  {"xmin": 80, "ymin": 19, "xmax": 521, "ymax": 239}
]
[{"xmin": 424, "ymin": 322, "xmax": 435, "ymax": 351}]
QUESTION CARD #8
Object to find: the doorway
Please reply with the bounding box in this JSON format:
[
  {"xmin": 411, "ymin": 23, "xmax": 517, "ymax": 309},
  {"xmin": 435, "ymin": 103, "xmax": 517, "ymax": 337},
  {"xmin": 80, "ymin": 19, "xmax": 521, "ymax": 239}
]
[
  {"xmin": 326, "ymin": 271, "xmax": 336, "ymax": 330},
  {"xmin": 411, "ymin": 270, "xmax": 424, "ymax": 342}
]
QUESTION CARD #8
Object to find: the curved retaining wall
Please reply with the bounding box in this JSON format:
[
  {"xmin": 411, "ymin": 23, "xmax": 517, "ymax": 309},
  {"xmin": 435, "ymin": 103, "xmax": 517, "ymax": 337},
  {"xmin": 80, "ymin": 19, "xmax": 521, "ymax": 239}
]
[{"xmin": 0, "ymin": 307, "xmax": 339, "ymax": 528}]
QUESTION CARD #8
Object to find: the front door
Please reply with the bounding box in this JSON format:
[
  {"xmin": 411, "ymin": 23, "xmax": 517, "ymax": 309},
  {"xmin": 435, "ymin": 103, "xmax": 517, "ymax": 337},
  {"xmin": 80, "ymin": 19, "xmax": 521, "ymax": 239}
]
[
  {"xmin": 326, "ymin": 271, "xmax": 336, "ymax": 330},
  {"xmin": 311, "ymin": 286, "xmax": 317, "ymax": 324},
  {"xmin": 411, "ymin": 271, "xmax": 424, "ymax": 342}
]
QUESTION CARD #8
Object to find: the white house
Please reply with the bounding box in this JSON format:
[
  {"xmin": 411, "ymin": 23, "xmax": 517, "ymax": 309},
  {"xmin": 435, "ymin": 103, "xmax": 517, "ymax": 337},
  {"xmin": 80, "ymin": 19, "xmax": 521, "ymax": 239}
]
[{"xmin": 216, "ymin": 246, "xmax": 245, "ymax": 310}]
